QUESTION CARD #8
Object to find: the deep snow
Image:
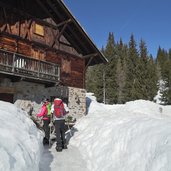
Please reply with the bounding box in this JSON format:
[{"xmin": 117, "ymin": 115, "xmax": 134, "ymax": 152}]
[
  {"xmin": 1, "ymin": 93, "xmax": 171, "ymax": 171},
  {"xmin": 0, "ymin": 101, "xmax": 43, "ymax": 171}
]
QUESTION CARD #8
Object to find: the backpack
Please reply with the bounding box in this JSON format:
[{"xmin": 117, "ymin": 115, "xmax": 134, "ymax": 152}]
[
  {"xmin": 46, "ymin": 102, "xmax": 52, "ymax": 117},
  {"xmin": 54, "ymin": 99, "xmax": 65, "ymax": 118}
]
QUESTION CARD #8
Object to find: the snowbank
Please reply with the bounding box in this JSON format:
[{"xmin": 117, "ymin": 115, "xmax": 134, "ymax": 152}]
[
  {"xmin": 70, "ymin": 94, "xmax": 171, "ymax": 171},
  {"xmin": 0, "ymin": 101, "xmax": 43, "ymax": 171},
  {"xmin": 2, "ymin": 93, "xmax": 171, "ymax": 171}
]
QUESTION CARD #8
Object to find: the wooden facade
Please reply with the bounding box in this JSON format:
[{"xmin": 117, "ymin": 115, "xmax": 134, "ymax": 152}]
[{"xmin": 0, "ymin": 0, "xmax": 107, "ymax": 89}]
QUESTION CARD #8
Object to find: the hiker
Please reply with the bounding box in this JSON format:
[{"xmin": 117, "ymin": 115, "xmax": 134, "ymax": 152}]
[
  {"xmin": 37, "ymin": 98, "xmax": 51, "ymax": 145},
  {"xmin": 51, "ymin": 98, "xmax": 69, "ymax": 152}
]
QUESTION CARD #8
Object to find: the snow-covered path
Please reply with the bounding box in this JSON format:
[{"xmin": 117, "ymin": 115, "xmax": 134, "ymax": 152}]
[
  {"xmin": 2, "ymin": 97, "xmax": 171, "ymax": 171},
  {"xmin": 39, "ymin": 141, "xmax": 87, "ymax": 171}
]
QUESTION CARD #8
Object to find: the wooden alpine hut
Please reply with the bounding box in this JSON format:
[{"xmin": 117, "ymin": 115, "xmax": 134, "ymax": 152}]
[{"xmin": 0, "ymin": 0, "xmax": 107, "ymax": 118}]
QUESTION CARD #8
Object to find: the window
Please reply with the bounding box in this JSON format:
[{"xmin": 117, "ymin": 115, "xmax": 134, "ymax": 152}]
[{"xmin": 34, "ymin": 23, "xmax": 44, "ymax": 37}]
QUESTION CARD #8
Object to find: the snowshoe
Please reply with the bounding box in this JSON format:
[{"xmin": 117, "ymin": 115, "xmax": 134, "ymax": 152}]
[
  {"xmin": 43, "ymin": 138, "xmax": 49, "ymax": 145},
  {"xmin": 62, "ymin": 144, "xmax": 68, "ymax": 149},
  {"xmin": 56, "ymin": 146, "xmax": 62, "ymax": 152}
]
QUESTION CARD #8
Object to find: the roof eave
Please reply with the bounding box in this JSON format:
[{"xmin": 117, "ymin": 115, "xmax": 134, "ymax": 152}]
[{"xmin": 59, "ymin": 0, "xmax": 108, "ymax": 65}]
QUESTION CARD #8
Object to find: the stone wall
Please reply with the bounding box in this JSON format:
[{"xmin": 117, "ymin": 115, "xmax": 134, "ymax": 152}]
[
  {"xmin": 68, "ymin": 87, "xmax": 86, "ymax": 119},
  {"xmin": 0, "ymin": 78, "xmax": 86, "ymax": 119}
]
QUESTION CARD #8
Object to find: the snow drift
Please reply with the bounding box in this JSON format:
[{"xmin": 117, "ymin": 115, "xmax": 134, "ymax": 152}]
[
  {"xmin": 0, "ymin": 101, "xmax": 43, "ymax": 171},
  {"xmin": 70, "ymin": 93, "xmax": 171, "ymax": 171},
  {"xmin": 1, "ymin": 93, "xmax": 171, "ymax": 171}
]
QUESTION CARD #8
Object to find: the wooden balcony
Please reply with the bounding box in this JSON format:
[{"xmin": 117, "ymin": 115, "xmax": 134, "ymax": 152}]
[{"xmin": 0, "ymin": 49, "xmax": 60, "ymax": 84}]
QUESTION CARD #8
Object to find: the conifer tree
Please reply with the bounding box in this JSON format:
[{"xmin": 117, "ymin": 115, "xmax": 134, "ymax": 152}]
[
  {"xmin": 156, "ymin": 47, "xmax": 168, "ymax": 78},
  {"xmin": 138, "ymin": 39, "xmax": 149, "ymax": 99},
  {"xmin": 114, "ymin": 38, "xmax": 128, "ymax": 103},
  {"xmin": 156, "ymin": 47, "xmax": 171, "ymax": 104},
  {"xmin": 125, "ymin": 34, "xmax": 140, "ymax": 101},
  {"xmin": 105, "ymin": 32, "xmax": 115, "ymax": 60},
  {"xmin": 86, "ymin": 64, "xmax": 105, "ymax": 102},
  {"xmin": 103, "ymin": 32, "xmax": 117, "ymax": 103},
  {"xmin": 86, "ymin": 33, "xmax": 164, "ymax": 104},
  {"xmin": 159, "ymin": 58, "xmax": 171, "ymax": 104},
  {"xmin": 146, "ymin": 56, "xmax": 158, "ymax": 100},
  {"xmin": 115, "ymin": 57, "xmax": 127, "ymax": 103}
]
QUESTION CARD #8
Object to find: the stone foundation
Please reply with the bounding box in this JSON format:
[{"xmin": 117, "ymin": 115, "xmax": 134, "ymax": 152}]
[
  {"xmin": 68, "ymin": 87, "xmax": 86, "ymax": 119},
  {"xmin": 0, "ymin": 78, "xmax": 86, "ymax": 120}
]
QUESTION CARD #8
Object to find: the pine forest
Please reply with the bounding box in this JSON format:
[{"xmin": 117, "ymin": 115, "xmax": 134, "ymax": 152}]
[{"xmin": 86, "ymin": 33, "xmax": 171, "ymax": 105}]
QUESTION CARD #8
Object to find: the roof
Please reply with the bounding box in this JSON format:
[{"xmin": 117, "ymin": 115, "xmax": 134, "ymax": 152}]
[{"xmin": 0, "ymin": 0, "xmax": 108, "ymax": 66}]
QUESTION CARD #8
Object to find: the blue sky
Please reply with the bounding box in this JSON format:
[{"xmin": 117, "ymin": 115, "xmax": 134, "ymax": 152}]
[{"xmin": 64, "ymin": 0, "xmax": 171, "ymax": 57}]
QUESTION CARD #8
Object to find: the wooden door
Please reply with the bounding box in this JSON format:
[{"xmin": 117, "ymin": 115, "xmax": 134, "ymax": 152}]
[{"xmin": 0, "ymin": 93, "xmax": 14, "ymax": 103}]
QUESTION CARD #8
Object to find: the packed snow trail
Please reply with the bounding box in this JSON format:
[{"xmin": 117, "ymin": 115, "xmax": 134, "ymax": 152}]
[
  {"xmin": 39, "ymin": 98, "xmax": 171, "ymax": 171},
  {"xmin": 39, "ymin": 139, "xmax": 87, "ymax": 171},
  {"xmin": 2, "ymin": 97, "xmax": 171, "ymax": 171}
]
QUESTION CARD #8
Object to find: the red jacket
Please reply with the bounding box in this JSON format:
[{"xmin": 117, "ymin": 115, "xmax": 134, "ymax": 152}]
[{"xmin": 37, "ymin": 103, "xmax": 49, "ymax": 120}]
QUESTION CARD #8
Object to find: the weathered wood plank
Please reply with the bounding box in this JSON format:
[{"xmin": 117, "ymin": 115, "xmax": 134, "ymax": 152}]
[{"xmin": 0, "ymin": 87, "xmax": 16, "ymax": 94}]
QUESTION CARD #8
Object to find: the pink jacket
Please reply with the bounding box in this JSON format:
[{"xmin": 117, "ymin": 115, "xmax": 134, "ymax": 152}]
[{"xmin": 37, "ymin": 104, "xmax": 49, "ymax": 120}]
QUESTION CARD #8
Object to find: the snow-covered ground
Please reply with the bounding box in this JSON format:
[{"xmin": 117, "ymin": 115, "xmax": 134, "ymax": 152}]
[
  {"xmin": 1, "ymin": 93, "xmax": 171, "ymax": 171},
  {"xmin": 70, "ymin": 93, "xmax": 171, "ymax": 171},
  {"xmin": 0, "ymin": 101, "xmax": 43, "ymax": 171}
]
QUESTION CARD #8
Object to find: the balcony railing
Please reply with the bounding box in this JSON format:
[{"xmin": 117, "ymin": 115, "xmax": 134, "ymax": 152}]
[{"xmin": 0, "ymin": 49, "xmax": 60, "ymax": 83}]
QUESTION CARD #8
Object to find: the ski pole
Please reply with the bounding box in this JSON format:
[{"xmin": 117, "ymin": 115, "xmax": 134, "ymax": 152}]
[
  {"xmin": 67, "ymin": 121, "xmax": 72, "ymax": 137},
  {"xmin": 49, "ymin": 114, "xmax": 52, "ymax": 147}
]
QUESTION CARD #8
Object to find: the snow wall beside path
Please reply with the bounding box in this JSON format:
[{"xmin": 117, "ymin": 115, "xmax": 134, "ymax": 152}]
[
  {"xmin": 70, "ymin": 94, "xmax": 171, "ymax": 171},
  {"xmin": 0, "ymin": 101, "xmax": 43, "ymax": 171}
]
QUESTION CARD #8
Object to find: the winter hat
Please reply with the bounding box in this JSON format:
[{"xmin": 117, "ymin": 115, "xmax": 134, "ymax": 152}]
[
  {"xmin": 54, "ymin": 98, "xmax": 62, "ymax": 101},
  {"xmin": 42, "ymin": 98, "xmax": 49, "ymax": 103},
  {"xmin": 54, "ymin": 98, "xmax": 63, "ymax": 105}
]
